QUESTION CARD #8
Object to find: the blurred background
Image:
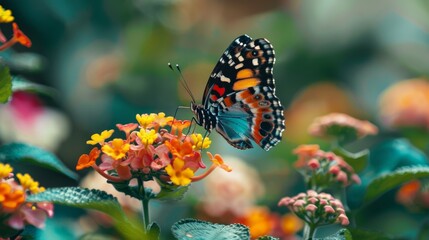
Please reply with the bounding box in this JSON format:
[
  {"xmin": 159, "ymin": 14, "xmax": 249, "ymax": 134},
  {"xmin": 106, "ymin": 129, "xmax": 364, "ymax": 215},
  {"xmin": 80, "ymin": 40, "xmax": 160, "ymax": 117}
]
[{"xmin": 1, "ymin": 0, "xmax": 429, "ymax": 239}]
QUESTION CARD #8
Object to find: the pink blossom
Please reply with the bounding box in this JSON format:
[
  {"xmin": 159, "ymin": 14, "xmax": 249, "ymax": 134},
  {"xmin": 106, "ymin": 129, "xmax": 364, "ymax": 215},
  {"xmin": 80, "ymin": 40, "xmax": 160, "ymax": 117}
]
[
  {"xmin": 308, "ymin": 112, "xmax": 378, "ymax": 138},
  {"xmin": 7, "ymin": 203, "xmax": 54, "ymax": 229},
  {"xmin": 324, "ymin": 205, "xmax": 335, "ymax": 213},
  {"xmin": 98, "ymin": 154, "xmax": 116, "ymax": 171},
  {"xmin": 308, "ymin": 197, "xmax": 318, "ymax": 204},
  {"xmin": 305, "ymin": 204, "xmax": 317, "ymax": 212},
  {"xmin": 307, "ymin": 190, "xmax": 318, "ymax": 197},
  {"xmin": 293, "ymin": 199, "xmax": 306, "ymax": 207},
  {"xmin": 278, "ymin": 197, "xmax": 293, "ymax": 206},
  {"xmin": 307, "ymin": 158, "xmax": 320, "ymax": 169},
  {"xmin": 338, "ymin": 214, "xmax": 350, "ymax": 226},
  {"xmin": 336, "ymin": 171, "xmax": 348, "ymax": 185},
  {"xmin": 351, "ymin": 174, "xmax": 362, "ymax": 185},
  {"xmin": 328, "ymin": 165, "xmax": 340, "ymax": 175}
]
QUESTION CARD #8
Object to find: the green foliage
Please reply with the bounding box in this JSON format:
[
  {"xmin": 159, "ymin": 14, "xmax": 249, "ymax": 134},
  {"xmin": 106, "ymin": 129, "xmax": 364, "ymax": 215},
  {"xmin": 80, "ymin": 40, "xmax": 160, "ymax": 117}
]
[
  {"xmin": 417, "ymin": 220, "xmax": 429, "ymax": 240},
  {"xmin": 333, "ymin": 147, "xmax": 368, "ymax": 173},
  {"xmin": 171, "ymin": 218, "xmax": 250, "ymax": 240},
  {"xmin": 0, "ymin": 65, "xmax": 12, "ymax": 103},
  {"xmin": 364, "ymin": 166, "xmax": 429, "ymax": 203},
  {"xmin": 26, "ymin": 187, "xmax": 145, "ymax": 239},
  {"xmin": 147, "ymin": 222, "xmax": 161, "ymax": 240},
  {"xmin": 327, "ymin": 125, "xmax": 359, "ymax": 146},
  {"xmin": 155, "ymin": 178, "xmax": 189, "ymax": 201},
  {"xmin": 347, "ymin": 228, "xmax": 391, "ymax": 240},
  {"xmin": 347, "ymin": 139, "xmax": 429, "ymax": 208},
  {"xmin": 0, "ymin": 142, "xmax": 78, "ymax": 180},
  {"xmin": 315, "ymin": 229, "xmax": 352, "ymax": 240}
]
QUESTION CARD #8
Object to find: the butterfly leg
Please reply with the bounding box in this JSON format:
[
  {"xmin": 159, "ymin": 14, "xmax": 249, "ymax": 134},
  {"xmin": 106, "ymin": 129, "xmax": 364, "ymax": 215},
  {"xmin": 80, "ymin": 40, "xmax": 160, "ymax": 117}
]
[{"xmin": 185, "ymin": 117, "xmax": 198, "ymax": 136}]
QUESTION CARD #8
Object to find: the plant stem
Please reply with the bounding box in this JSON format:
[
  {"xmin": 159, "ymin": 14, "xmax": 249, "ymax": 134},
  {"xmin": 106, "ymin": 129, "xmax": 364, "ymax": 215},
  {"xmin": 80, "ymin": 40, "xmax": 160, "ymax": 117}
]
[
  {"xmin": 303, "ymin": 223, "xmax": 315, "ymax": 239},
  {"xmin": 142, "ymin": 198, "xmax": 150, "ymax": 230},
  {"xmin": 138, "ymin": 177, "xmax": 150, "ymax": 231}
]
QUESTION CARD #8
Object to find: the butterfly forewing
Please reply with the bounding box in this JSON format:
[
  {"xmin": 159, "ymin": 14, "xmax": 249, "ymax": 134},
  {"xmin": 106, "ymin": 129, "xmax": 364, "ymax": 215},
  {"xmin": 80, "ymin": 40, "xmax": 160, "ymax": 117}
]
[{"xmin": 195, "ymin": 34, "xmax": 285, "ymax": 150}]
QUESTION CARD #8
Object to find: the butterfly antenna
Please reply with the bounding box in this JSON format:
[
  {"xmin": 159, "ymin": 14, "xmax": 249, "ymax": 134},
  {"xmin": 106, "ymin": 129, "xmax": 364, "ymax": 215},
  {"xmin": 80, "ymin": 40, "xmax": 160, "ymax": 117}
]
[
  {"xmin": 176, "ymin": 64, "xmax": 197, "ymax": 103},
  {"xmin": 168, "ymin": 63, "xmax": 197, "ymax": 103}
]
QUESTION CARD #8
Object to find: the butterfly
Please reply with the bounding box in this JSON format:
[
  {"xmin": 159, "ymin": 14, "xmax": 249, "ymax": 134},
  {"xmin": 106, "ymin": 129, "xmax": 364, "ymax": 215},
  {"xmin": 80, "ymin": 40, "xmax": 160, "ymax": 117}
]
[{"xmin": 190, "ymin": 34, "xmax": 285, "ymax": 151}]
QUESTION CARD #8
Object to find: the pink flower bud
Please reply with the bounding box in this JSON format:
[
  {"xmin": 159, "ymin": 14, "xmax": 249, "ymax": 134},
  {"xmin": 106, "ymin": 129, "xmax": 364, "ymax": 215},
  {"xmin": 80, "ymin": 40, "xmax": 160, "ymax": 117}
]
[
  {"xmin": 319, "ymin": 199, "xmax": 328, "ymax": 205},
  {"xmin": 352, "ymin": 174, "xmax": 361, "ymax": 185},
  {"xmin": 296, "ymin": 193, "xmax": 306, "ymax": 198},
  {"xmin": 338, "ymin": 214, "xmax": 350, "ymax": 226},
  {"xmin": 293, "ymin": 199, "xmax": 306, "ymax": 207},
  {"xmin": 336, "ymin": 171, "xmax": 348, "ymax": 185},
  {"xmin": 319, "ymin": 193, "xmax": 333, "ymax": 200},
  {"xmin": 305, "ymin": 204, "xmax": 318, "ymax": 212},
  {"xmin": 278, "ymin": 197, "xmax": 293, "ymax": 206},
  {"xmin": 324, "ymin": 205, "xmax": 335, "ymax": 213},
  {"xmin": 307, "ymin": 190, "xmax": 318, "ymax": 197},
  {"xmin": 307, "ymin": 158, "xmax": 320, "ymax": 169},
  {"xmin": 337, "ymin": 207, "xmax": 345, "ymax": 214},
  {"xmin": 329, "ymin": 165, "xmax": 340, "ymax": 175},
  {"xmin": 324, "ymin": 152, "xmax": 336, "ymax": 161},
  {"xmin": 308, "ymin": 197, "xmax": 318, "ymax": 204}
]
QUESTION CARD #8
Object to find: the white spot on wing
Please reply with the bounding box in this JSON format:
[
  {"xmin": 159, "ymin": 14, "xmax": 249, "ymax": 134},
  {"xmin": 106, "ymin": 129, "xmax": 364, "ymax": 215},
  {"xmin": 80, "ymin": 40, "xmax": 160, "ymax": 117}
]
[
  {"xmin": 252, "ymin": 58, "xmax": 259, "ymax": 66},
  {"xmin": 220, "ymin": 75, "xmax": 231, "ymax": 83},
  {"xmin": 235, "ymin": 63, "xmax": 244, "ymax": 69}
]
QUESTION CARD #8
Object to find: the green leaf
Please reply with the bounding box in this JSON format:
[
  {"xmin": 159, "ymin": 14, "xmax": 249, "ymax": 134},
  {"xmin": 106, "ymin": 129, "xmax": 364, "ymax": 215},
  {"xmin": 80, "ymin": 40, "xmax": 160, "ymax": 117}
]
[
  {"xmin": 364, "ymin": 166, "xmax": 429, "ymax": 203},
  {"xmin": 147, "ymin": 222, "xmax": 161, "ymax": 240},
  {"xmin": 347, "ymin": 228, "xmax": 391, "ymax": 240},
  {"xmin": 0, "ymin": 142, "xmax": 78, "ymax": 180},
  {"xmin": 333, "ymin": 147, "xmax": 368, "ymax": 173},
  {"xmin": 12, "ymin": 76, "xmax": 57, "ymax": 96},
  {"xmin": 417, "ymin": 220, "xmax": 429, "ymax": 240},
  {"xmin": 0, "ymin": 65, "xmax": 12, "ymax": 103},
  {"xmin": 315, "ymin": 229, "xmax": 352, "ymax": 240},
  {"xmin": 171, "ymin": 218, "xmax": 250, "ymax": 240},
  {"xmin": 27, "ymin": 187, "xmax": 145, "ymax": 239},
  {"xmin": 155, "ymin": 178, "xmax": 189, "ymax": 201}
]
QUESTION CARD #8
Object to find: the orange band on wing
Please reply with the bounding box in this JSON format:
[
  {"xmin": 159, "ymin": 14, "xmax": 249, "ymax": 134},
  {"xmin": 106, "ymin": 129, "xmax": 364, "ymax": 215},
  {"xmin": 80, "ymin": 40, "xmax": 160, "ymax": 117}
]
[
  {"xmin": 236, "ymin": 69, "xmax": 254, "ymax": 79},
  {"xmin": 233, "ymin": 78, "xmax": 261, "ymax": 91}
]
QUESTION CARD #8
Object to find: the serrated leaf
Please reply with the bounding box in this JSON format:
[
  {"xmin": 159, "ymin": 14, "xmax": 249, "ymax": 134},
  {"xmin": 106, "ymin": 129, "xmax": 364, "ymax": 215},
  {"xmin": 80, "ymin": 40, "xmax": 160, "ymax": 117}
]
[
  {"xmin": 27, "ymin": 187, "xmax": 145, "ymax": 238},
  {"xmin": 315, "ymin": 229, "xmax": 352, "ymax": 240},
  {"xmin": 171, "ymin": 218, "xmax": 250, "ymax": 240},
  {"xmin": 0, "ymin": 142, "xmax": 78, "ymax": 180},
  {"xmin": 0, "ymin": 65, "xmax": 12, "ymax": 103},
  {"xmin": 12, "ymin": 76, "xmax": 56, "ymax": 96},
  {"xmin": 155, "ymin": 179, "xmax": 189, "ymax": 201},
  {"xmin": 364, "ymin": 166, "xmax": 429, "ymax": 203}
]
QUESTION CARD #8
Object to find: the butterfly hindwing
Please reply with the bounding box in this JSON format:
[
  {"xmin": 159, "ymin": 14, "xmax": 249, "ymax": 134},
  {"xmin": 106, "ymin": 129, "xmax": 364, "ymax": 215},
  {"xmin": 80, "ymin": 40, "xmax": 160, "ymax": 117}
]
[
  {"xmin": 217, "ymin": 86, "xmax": 284, "ymax": 150},
  {"xmin": 193, "ymin": 34, "xmax": 285, "ymax": 150}
]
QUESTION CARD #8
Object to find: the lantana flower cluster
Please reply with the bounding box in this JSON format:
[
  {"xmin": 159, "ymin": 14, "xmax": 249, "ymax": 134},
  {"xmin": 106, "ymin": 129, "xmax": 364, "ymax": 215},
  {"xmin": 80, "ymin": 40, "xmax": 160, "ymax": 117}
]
[
  {"xmin": 293, "ymin": 144, "xmax": 361, "ymax": 190},
  {"xmin": 308, "ymin": 113, "xmax": 378, "ymax": 143},
  {"xmin": 0, "ymin": 163, "xmax": 53, "ymax": 231},
  {"xmin": 278, "ymin": 190, "xmax": 349, "ymax": 227},
  {"xmin": 379, "ymin": 78, "xmax": 429, "ymax": 130},
  {"xmin": 76, "ymin": 112, "xmax": 231, "ymax": 194},
  {"xmin": 0, "ymin": 5, "xmax": 31, "ymax": 51}
]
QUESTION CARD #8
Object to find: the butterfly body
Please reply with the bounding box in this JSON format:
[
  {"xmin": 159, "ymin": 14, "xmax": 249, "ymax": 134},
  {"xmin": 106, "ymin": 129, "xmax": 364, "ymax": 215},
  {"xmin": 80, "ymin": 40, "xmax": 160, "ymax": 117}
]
[{"xmin": 192, "ymin": 34, "xmax": 285, "ymax": 151}]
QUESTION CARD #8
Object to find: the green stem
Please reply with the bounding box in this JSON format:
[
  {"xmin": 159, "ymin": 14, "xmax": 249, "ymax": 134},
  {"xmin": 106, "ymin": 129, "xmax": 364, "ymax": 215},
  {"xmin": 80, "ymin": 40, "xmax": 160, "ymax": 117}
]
[
  {"xmin": 142, "ymin": 198, "xmax": 150, "ymax": 230},
  {"xmin": 303, "ymin": 223, "xmax": 316, "ymax": 239},
  {"xmin": 138, "ymin": 177, "xmax": 150, "ymax": 231}
]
